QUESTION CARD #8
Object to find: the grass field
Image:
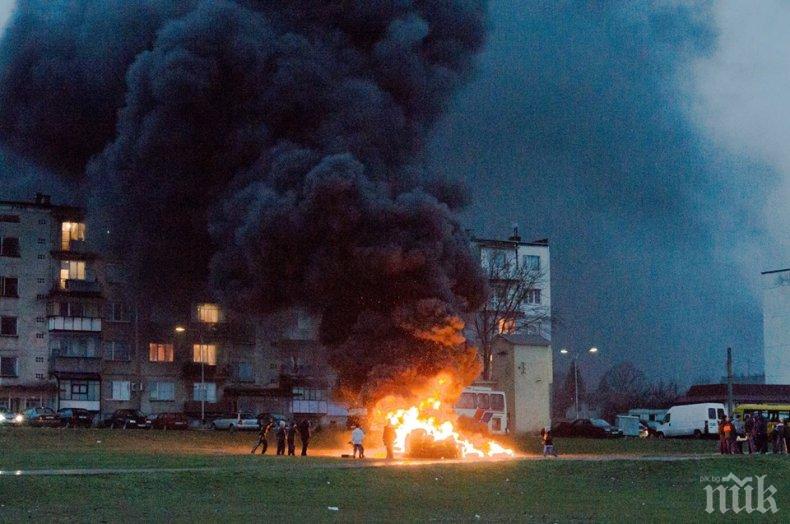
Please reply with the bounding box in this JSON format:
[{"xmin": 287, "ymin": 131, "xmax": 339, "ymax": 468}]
[{"xmin": 0, "ymin": 428, "xmax": 787, "ymax": 522}]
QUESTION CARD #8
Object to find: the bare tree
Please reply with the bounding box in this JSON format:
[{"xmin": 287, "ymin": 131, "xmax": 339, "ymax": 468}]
[{"xmin": 470, "ymin": 252, "xmax": 550, "ymax": 380}]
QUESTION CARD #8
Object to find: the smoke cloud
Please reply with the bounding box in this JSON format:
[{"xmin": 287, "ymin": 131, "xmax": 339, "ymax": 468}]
[{"xmin": 0, "ymin": 0, "xmax": 488, "ymax": 402}]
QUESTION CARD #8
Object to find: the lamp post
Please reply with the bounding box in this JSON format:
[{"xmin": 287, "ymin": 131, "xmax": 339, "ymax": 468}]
[
  {"xmin": 559, "ymin": 346, "xmax": 598, "ymax": 419},
  {"xmin": 175, "ymin": 323, "xmax": 206, "ymax": 427}
]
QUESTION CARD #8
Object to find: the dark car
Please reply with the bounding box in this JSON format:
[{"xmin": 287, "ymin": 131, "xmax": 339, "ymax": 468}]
[
  {"xmin": 108, "ymin": 409, "xmax": 150, "ymax": 429},
  {"xmin": 148, "ymin": 412, "xmax": 189, "ymax": 430},
  {"xmin": 58, "ymin": 408, "xmax": 94, "ymax": 428},
  {"xmin": 22, "ymin": 406, "xmax": 61, "ymax": 427},
  {"xmin": 552, "ymin": 418, "xmax": 624, "ymax": 438}
]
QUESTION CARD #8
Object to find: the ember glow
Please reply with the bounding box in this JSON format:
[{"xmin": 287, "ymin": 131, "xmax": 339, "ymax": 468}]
[{"xmin": 375, "ymin": 374, "xmax": 515, "ymax": 459}]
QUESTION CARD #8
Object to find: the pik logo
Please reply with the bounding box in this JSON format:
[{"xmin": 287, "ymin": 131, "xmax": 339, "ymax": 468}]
[{"xmin": 702, "ymin": 473, "xmax": 779, "ymax": 514}]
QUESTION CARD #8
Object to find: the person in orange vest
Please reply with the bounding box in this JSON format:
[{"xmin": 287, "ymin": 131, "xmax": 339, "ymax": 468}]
[{"xmin": 718, "ymin": 416, "xmax": 733, "ymax": 454}]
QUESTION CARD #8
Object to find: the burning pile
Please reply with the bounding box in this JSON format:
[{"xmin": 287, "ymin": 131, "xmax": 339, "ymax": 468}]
[{"xmin": 375, "ymin": 374, "xmax": 514, "ymax": 459}]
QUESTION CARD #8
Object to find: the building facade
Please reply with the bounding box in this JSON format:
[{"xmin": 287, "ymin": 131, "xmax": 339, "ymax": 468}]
[
  {"xmin": 762, "ymin": 268, "xmax": 789, "ymax": 384},
  {"xmin": 468, "ymin": 228, "xmax": 554, "ymax": 432}
]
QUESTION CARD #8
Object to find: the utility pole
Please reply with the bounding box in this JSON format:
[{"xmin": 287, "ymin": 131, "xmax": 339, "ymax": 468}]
[
  {"xmin": 726, "ymin": 347, "xmax": 734, "ymax": 416},
  {"xmin": 573, "ymin": 358, "xmax": 579, "ymax": 419}
]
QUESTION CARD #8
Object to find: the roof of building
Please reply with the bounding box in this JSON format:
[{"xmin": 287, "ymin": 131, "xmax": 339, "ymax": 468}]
[
  {"xmin": 496, "ymin": 333, "xmax": 551, "ymax": 347},
  {"xmin": 761, "ymin": 267, "xmax": 790, "ymax": 275},
  {"xmin": 471, "ymin": 236, "xmax": 549, "ymax": 248},
  {"xmin": 0, "ymin": 193, "xmax": 82, "ymax": 214},
  {"xmin": 677, "ymin": 383, "xmax": 790, "ymax": 404}
]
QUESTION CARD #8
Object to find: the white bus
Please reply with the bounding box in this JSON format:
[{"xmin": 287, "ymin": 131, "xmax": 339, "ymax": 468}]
[{"xmin": 453, "ymin": 386, "xmax": 508, "ymax": 434}]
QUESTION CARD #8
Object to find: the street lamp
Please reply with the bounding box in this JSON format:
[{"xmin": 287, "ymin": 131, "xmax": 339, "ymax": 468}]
[{"xmin": 559, "ymin": 346, "xmax": 599, "ymax": 419}]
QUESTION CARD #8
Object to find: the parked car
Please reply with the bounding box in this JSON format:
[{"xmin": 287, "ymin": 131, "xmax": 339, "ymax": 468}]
[
  {"xmin": 148, "ymin": 412, "xmax": 189, "ymax": 430},
  {"xmin": 0, "ymin": 407, "xmax": 23, "ymax": 425},
  {"xmin": 656, "ymin": 403, "xmax": 726, "ymax": 438},
  {"xmin": 57, "ymin": 408, "xmax": 94, "ymax": 428},
  {"xmin": 552, "ymin": 418, "xmax": 624, "ymax": 438},
  {"xmin": 21, "ymin": 407, "xmax": 61, "ymax": 427},
  {"xmin": 108, "ymin": 409, "xmax": 150, "ymax": 429},
  {"xmin": 211, "ymin": 413, "xmax": 260, "ymax": 431}
]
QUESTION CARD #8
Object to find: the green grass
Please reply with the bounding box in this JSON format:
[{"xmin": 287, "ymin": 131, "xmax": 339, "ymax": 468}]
[{"xmin": 0, "ymin": 428, "xmax": 787, "ymax": 522}]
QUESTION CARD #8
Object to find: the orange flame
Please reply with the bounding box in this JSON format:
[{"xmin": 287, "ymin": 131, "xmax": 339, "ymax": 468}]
[{"xmin": 374, "ymin": 373, "xmax": 514, "ymax": 459}]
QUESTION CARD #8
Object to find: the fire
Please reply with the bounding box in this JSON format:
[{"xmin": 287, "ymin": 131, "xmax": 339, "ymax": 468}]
[
  {"xmin": 376, "ymin": 375, "xmax": 515, "ymax": 459},
  {"xmin": 386, "ymin": 398, "xmax": 515, "ymax": 458}
]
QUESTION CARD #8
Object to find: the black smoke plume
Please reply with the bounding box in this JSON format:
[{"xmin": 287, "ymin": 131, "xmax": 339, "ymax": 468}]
[{"xmin": 0, "ymin": 0, "xmax": 489, "ymax": 402}]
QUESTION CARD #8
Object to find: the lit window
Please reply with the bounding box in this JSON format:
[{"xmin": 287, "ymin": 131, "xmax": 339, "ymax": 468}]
[
  {"xmin": 61, "ymin": 222, "xmax": 85, "ymax": 250},
  {"xmin": 196, "ymin": 303, "xmax": 222, "ymax": 323},
  {"xmin": 111, "ymin": 381, "xmax": 131, "ymax": 401},
  {"xmin": 497, "ymin": 317, "xmax": 516, "ymax": 334},
  {"xmin": 60, "ymin": 260, "xmax": 86, "ymax": 289},
  {"xmin": 149, "ymin": 381, "xmax": 175, "ymax": 401},
  {"xmin": 193, "ymin": 344, "xmax": 217, "ymax": 365},
  {"xmin": 149, "ymin": 343, "xmax": 174, "ymax": 362},
  {"xmin": 193, "ymin": 382, "xmax": 217, "ymax": 402}
]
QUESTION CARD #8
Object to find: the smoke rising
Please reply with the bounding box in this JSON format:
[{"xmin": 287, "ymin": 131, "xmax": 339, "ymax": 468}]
[{"xmin": 0, "ymin": 0, "xmax": 488, "ymax": 401}]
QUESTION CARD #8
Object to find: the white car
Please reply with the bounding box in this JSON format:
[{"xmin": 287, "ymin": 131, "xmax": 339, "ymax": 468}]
[{"xmin": 210, "ymin": 413, "xmax": 260, "ymax": 431}]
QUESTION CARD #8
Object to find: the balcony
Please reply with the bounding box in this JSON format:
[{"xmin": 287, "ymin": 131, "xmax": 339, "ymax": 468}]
[
  {"xmin": 50, "ymin": 355, "xmax": 102, "ymax": 375},
  {"xmin": 182, "ymin": 362, "xmax": 230, "ymax": 381},
  {"xmin": 60, "ymin": 279, "xmax": 102, "ymax": 295},
  {"xmin": 48, "ymin": 316, "xmax": 101, "ymax": 332}
]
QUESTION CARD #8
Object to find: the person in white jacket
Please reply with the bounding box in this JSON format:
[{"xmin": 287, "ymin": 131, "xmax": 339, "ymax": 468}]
[{"xmin": 351, "ymin": 425, "xmax": 365, "ymax": 459}]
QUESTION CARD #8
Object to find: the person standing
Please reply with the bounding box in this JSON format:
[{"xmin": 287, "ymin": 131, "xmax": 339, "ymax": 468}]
[
  {"xmin": 783, "ymin": 417, "xmax": 790, "ymax": 454},
  {"xmin": 744, "ymin": 413, "xmax": 754, "ymax": 454},
  {"xmin": 383, "ymin": 421, "xmax": 396, "ymax": 460},
  {"xmin": 286, "ymin": 421, "xmax": 297, "ymax": 456},
  {"xmin": 298, "ymin": 418, "xmax": 311, "ymax": 456},
  {"xmin": 276, "ymin": 420, "xmax": 287, "ymax": 455},
  {"xmin": 755, "ymin": 412, "xmax": 768, "ymax": 454},
  {"xmin": 351, "ymin": 425, "xmax": 365, "ymax": 459},
  {"xmin": 251, "ymin": 418, "xmax": 273, "ymax": 455},
  {"xmin": 731, "ymin": 415, "xmax": 744, "ymax": 454},
  {"xmin": 541, "ymin": 427, "xmax": 558, "ymax": 457},
  {"xmin": 718, "ymin": 416, "xmax": 731, "ymax": 454},
  {"xmin": 772, "ymin": 418, "xmax": 785, "ymax": 454}
]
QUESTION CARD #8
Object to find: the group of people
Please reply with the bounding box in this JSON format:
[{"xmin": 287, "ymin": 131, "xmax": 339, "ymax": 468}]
[
  {"xmin": 251, "ymin": 418, "xmax": 311, "ymax": 456},
  {"xmin": 717, "ymin": 412, "xmax": 790, "ymax": 455}
]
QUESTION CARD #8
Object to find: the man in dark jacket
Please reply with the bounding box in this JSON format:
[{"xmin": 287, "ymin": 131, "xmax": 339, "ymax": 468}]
[
  {"xmin": 383, "ymin": 421, "xmax": 396, "ymax": 460},
  {"xmin": 754, "ymin": 413, "xmax": 768, "ymax": 454},
  {"xmin": 286, "ymin": 422, "xmax": 297, "ymax": 456},
  {"xmin": 298, "ymin": 418, "xmax": 311, "ymax": 456},
  {"xmin": 276, "ymin": 421, "xmax": 287, "ymax": 455},
  {"xmin": 251, "ymin": 418, "xmax": 273, "ymax": 455}
]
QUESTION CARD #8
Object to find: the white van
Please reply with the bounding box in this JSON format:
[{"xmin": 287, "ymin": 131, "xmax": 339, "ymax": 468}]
[{"xmin": 656, "ymin": 403, "xmax": 727, "ymax": 438}]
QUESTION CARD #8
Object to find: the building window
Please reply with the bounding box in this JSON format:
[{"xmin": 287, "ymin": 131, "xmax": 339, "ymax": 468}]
[
  {"xmin": 37, "ymin": 238, "xmax": 46, "ymax": 245},
  {"xmin": 49, "ymin": 300, "xmax": 100, "ymax": 318},
  {"xmin": 105, "ymin": 302, "xmax": 130, "ymax": 322},
  {"xmin": 193, "ymin": 382, "xmax": 217, "ymax": 402},
  {"xmin": 484, "ymin": 249, "xmax": 509, "ymax": 271},
  {"xmin": 35, "ymin": 356, "xmax": 44, "ymax": 363},
  {"xmin": 59, "ymin": 380, "xmax": 100, "ymax": 401},
  {"xmin": 0, "ymin": 316, "xmax": 18, "ymax": 336},
  {"xmin": 0, "ymin": 236, "xmax": 20, "ymax": 257},
  {"xmin": 497, "ymin": 317, "xmax": 516, "ymax": 334},
  {"xmin": 61, "ymin": 222, "xmax": 85, "ymax": 251},
  {"xmin": 49, "ymin": 336, "xmax": 99, "ymax": 358},
  {"xmin": 525, "ymin": 289, "xmax": 542, "ymax": 304},
  {"xmin": 36, "ymin": 333, "xmax": 45, "ymax": 339},
  {"xmin": 292, "ymin": 388, "xmax": 326, "ymax": 401},
  {"xmin": 104, "ymin": 341, "xmax": 131, "ymax": 361},
  {"xmin": 149, "ymin": 343, "xmax": 174, "ymax": 362},
  {"xmin": 37, "ymin": 254, "xmax": 47, "ymax": 260},
  {"xmin": 35, "ymin": 373, "xmax": 44, "ymax": 380},
  {"xmin": 235, "ymin": 362, "xmax": 253, "ymax": 382},
  {"xmin": 36, "ymin": 317, "xmax": 45, "ymax": 323},
  {"xmin": 0, "ymin": 214, "xmax": 20, "ymax": 223},
  {"xmin": 196, "ymin": 303, "xmax": 222, "ymax": 323},
  {"xmin": 0, "ymin": 356, "xmax": 18, "ymax": 377},
  {"xmin": 111, "ymin": 381, "xmax": 131, "ymax": 401},
  {"xmin": 59, "ymin": 260, "xmax": 86, "ymax": 289},
  {"xmin": 193, "ymin": 344, "xmax": 217, "ymax": 365},
  {"xmin": 0, "ymin": 276, "xmax": 18, "ymax": 297},
  {"xmin": 149, "ymin": 381, "xmax": 175, "ymax": 401},
  {"xmin": 522, "ymin": 255, "xmax": 541, "ymax": 271},
  {"xmin": 37, "ymin": 278, "xmax": 46, "ymax": 284}
]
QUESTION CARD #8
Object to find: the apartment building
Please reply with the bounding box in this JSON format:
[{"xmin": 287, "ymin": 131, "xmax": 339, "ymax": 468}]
[{"xmin": 762, "ymin": 267, "xmax": 789, "ymax": 384}]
